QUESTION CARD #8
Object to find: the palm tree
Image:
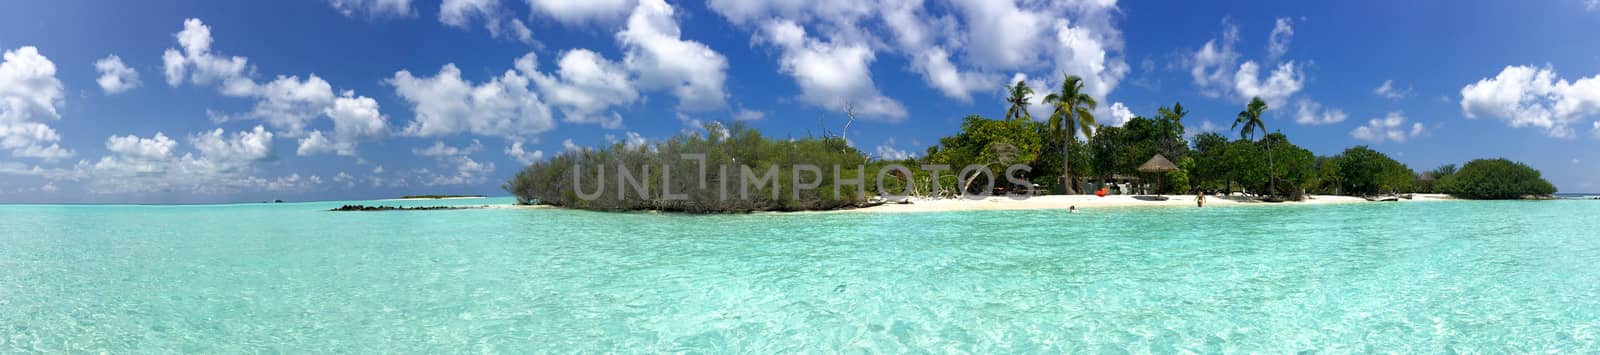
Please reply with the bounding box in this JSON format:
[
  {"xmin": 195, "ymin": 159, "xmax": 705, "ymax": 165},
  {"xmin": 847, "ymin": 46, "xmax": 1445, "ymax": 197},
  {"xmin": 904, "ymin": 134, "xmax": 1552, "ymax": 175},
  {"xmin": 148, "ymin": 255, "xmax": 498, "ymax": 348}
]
[
  {"xmin": 1232, "ymin": 97, "xmax": 1268, "ymax": 141},
  {"xmin": 1158, "ymin": 101, "xmax": 1188, "ymax": 123},
  {"xmin": 1232, "ymin": 97, "xmax": 1273, "ymax": 197},
  {"xmin": 1156, "ymin": 101, "xmax": 1188, "ymax": 156},
  {"xmin": 1043, "ymin": 74, "xmax": 1097, "ymax": 194},
  {"xmin": 1004, "ymin": 80, "xmax": 1033, "ymax": 121}
]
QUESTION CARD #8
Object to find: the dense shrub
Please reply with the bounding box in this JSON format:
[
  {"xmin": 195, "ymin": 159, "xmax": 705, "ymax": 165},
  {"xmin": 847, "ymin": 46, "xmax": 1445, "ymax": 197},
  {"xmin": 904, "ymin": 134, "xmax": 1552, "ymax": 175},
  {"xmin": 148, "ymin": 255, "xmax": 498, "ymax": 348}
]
[
  {"xmin": 1335, "ymin": 146, "xmax": 1414, "ymax": 196},
  {"xmin": 926, "ymin": 115, "xmax": 1044, "ymax": 195},
  {"xmin": 1436, "ymin": 159, "xmax": 1556, "ymax": 199},
  {"xmin": 504, "ymin": 122, "xmax": 888, "ymax": 213}
]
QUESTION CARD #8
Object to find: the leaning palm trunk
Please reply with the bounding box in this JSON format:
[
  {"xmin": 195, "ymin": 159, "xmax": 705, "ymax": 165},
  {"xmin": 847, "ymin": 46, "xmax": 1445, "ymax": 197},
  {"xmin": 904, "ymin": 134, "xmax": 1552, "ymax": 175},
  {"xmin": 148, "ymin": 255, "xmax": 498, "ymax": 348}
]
[
  {"xmin": 1267, "ymin": 141, "xmax": 1275, "ymax": 197},
  {"xmin": 1060, "ymin": 111, "xmax": 1076, "ymax": 195},
  {"xmin": 1062, "ymin": 136, "xmax": 1076, "ymax": 195}
]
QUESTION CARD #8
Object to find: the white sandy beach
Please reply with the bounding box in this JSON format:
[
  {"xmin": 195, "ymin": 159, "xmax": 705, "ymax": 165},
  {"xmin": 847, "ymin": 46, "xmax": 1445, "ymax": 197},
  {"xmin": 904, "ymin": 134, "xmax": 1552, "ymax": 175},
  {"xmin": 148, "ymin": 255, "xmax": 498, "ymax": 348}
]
[
  {"xmin": 848, "ymin": 193, "xmax": 1455, "ymax": 213},
  {"xmin": 489, "ymin": 194, "xmax": 1457, "ymax": 213}
]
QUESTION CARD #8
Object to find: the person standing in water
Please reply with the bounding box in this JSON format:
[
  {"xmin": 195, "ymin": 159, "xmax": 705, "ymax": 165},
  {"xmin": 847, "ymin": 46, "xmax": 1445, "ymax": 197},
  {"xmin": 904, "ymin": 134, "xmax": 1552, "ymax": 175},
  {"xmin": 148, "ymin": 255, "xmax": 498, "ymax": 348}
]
[
  {"xmin": 1069, "ymin": 205, "xmax": 1078, "ymax": 213},
  {"xmin": 1196, "ymin": 191, "xmax": 1206, "ymax": 208}
]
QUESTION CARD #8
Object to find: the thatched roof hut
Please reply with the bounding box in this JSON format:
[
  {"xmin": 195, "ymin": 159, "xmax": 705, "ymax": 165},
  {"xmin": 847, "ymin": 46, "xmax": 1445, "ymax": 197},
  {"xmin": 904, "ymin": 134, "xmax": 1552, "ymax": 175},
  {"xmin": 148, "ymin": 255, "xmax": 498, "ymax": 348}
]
[{"xmin": 1137, "ymin": 154, "xmax": 1178, "ymax": 173}]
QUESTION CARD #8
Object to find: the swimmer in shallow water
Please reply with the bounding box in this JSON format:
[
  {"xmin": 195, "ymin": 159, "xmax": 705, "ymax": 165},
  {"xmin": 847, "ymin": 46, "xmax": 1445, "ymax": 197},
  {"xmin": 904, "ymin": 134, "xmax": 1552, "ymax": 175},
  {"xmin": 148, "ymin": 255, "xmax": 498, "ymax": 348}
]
[{"xmin": 1069, "ymin": 205, "xmax": 1078, "ymax": 213}]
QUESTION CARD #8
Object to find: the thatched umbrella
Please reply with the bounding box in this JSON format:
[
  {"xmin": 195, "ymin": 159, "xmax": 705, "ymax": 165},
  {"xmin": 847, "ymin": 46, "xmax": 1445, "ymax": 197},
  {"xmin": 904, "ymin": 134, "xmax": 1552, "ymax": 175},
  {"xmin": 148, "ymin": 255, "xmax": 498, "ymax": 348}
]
[{"xmin": 1137, "ymin": 154, "xmax": 1179, "ymax": 196}]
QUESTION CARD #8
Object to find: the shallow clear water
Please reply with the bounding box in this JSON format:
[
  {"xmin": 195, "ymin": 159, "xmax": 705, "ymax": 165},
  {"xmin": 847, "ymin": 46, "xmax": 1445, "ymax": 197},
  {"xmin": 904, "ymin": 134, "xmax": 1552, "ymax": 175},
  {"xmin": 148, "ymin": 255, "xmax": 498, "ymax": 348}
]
[{"xmin": 2, "ymin": 198, "xmax": 1599, "ymax": 352}]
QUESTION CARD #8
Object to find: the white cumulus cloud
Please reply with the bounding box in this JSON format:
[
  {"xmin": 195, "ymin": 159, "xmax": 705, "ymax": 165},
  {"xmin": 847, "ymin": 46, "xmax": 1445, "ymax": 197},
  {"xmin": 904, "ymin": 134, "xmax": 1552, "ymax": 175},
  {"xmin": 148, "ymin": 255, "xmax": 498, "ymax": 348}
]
[
  {"xmin": 95, "ymin": 55, "xmax": 141, "ymax": 94},
  {"xmin": 734, "ymin": 108, "xmax": 766, "ymax": 121},
  {"xmin": 74, "ymin": 127, "xmax": 300, "ymax": 195},
  {"xmin": 1460, "ymin": 65, "xmax": 1600, "ymax": 138},
  {"xmin": 105, "ymin": 132, "xmax": 177, "ymax": 161},
  {"xmin": 526, "ymin": 51, "xmax": 636, "ymax": 128},
  {"xmin": 388, "ymin": 54, "xmax": 555, "ymax": 139},
  {"xmin": 440, "ymin": 0, "xmax": 534, "ymax": 44},
  {"xmin": 298, "ymin": 92, "xmax": 389, "ymax": 156},
  {"xmin": 526, "ymin": 0, "xmax": 635, "ymax": 25},
  {"xmin": 162, "ymin": 19, "xmax": 252, "ymax": 89},
  {"xmin": 709, "ymin": 0, "xmax": 1127, "ymax": 116},
  {"xmin": 190, "ymin": 125, "xmax": 275, "ymax": 162},
  {"xmin": 0, "ymin": 46, "xmax": 74, "ymax": 160},
  {"xmin": 409, "ymin": 140, "xmax": 495, "ymax": 186},
  {"xmin": 1293, "ymin": 99, "xmax": 1348, "ymax": 125},
  {"xmin": 1102, "ymin": 101, "xmax": 1136, "ymax": 127},
  {"xmin": 1190, "ymin": 19, "xmax": 1306, "ymax": 109},
  {"xmin": 617, "ymin": 0, "xmax": 729, "ymax": 111},
  {"xmin": 413, "ymin": 139, "xmax": 483, "ymax": 157},
  {"xmin": 758, "ymin": 19, "xmax": 906, "ymax": 120},
  {"xmin": 874, "ymin": 137, "xmax": 915, "ymax": 160},
  {"xmin": 1267, "ymin": 17, "xmax": 1293, "ymax": 60},
  {"xmin": 1232, "ymin": 60, "xmax": 1304, "ymax": 109},
  {"xmin": 328, "ymin": 0, "xmax": 413, "ymax": 19},
  {"xmin": 504, "ymin": 141, "xmax": 544, "ymax": 164},
  {"xmin": 164, "ymin": 19, "xmax": 387, "ymax": 156},
  {"xmin": 1351, "ymin": 112, "xmax": 1424, "ymax": 144},
  {"xmin": 1374, "ymin": 79, "xmax": 1412, "ymax": 100}
]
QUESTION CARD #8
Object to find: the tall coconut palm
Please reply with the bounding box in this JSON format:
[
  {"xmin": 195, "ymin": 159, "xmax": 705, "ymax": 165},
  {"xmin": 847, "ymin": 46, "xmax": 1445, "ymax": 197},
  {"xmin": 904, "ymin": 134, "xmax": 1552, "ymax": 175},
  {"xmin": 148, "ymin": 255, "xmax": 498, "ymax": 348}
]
[
  {"xmin": 1156, "ymin": 101, "xmax": 1189, "ymax": 155},
  {"xmin": 1004, "ymin": 80, "xmax": 1034, "ymax": 121},
  {"xmin": 1043, "ymin": 74, "xmax": 1097, "ymax": 194},
  {"xmin": 1232, "ymin": 97, "xmax": 1272, "ymax": 197},
  {"xmin": 1232, "ymin": 97, "xmax": 1268, "ymax": 141}
]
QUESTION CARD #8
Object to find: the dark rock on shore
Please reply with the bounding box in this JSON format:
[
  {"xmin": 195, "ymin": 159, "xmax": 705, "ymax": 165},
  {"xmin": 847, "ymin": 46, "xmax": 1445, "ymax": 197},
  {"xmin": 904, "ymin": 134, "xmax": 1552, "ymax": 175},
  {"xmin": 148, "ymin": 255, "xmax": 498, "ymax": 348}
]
[{"xmin": 329, "ymin": 204, "xmax": 484, "ymax": 211}]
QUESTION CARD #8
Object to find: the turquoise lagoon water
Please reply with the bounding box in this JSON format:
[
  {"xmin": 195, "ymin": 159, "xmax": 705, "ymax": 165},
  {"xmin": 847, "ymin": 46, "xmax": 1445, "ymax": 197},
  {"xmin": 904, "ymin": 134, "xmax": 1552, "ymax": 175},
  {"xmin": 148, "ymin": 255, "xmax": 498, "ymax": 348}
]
[{"xmin": 2, "ymin": 197, "xmax": 1599, "ymax": 352}]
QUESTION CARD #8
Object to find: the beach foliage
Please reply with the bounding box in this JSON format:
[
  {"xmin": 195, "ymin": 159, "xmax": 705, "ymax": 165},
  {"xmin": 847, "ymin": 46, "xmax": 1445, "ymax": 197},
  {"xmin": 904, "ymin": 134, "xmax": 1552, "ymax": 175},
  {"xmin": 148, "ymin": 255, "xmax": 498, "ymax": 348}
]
[
  {"xmin": 1232, "ymin": 97, "xmax": 1269, "ymax": 141},
  {"xmin": 1043, "ymin": 74, "xmax": 1097, "ymax": 193},
  {"xmin": 1259, "ymin": 133, "xmax": 1317, "ymax": 199},
  {"xmin": 926, "ymin": 115, "xmax": 1044, "ymax": 195},
  {"xmin": 504, "ymin": 122, "xmax": 882, "ymax": 212},
  {"xmin": 1334, "ymin": 146, "xmax": 1415, "ymax": 196},
  {"xmin": 506, "ymin": 70, "xmax": 1561, "ymax": 211},
  {"xmin": 1435, "ymin": 159, "xmax": 1556, "ymax": 199},
  {"xmin": 1189, "ymin": 132, "xmax": 1231, "ymax": 192}
]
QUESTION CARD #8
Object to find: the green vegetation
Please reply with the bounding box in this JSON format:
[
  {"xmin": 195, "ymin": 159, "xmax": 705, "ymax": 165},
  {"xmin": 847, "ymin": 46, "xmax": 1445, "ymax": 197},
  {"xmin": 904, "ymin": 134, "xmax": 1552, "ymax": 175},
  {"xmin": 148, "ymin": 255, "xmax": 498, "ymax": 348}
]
[
  {"xmin": 925, "ymin": 115, "xmax": 1043, "ymax": 195},
  {"xmin": 1042, "ymin": 75, "xmax": 1097, "ymax": 194},
  {"xmin": 1434, "ymin": 159, "xmax": 1557, "ymax": 199},
  {"xmin": 506, "ymin": 75, "xmax": 1559, "ymax": 211},
  {"xmin": 1328, "ymin": 146, "xmax": 1416, "ymax": 196},
  {"xmin": 1004, "ymin": 80, "xmax": 1033, "ymax": 121},
  {"xmin": 504, "ymin": 122, "xmax": 893, "ymax": 213}
]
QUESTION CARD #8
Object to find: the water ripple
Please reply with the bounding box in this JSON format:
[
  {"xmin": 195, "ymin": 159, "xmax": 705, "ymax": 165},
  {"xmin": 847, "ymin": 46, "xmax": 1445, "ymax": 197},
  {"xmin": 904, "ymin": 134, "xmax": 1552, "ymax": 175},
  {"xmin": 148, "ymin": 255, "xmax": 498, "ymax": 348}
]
[{"xmin": 1, "ymin": 199, "xmax": 1598, "ymax": 352}]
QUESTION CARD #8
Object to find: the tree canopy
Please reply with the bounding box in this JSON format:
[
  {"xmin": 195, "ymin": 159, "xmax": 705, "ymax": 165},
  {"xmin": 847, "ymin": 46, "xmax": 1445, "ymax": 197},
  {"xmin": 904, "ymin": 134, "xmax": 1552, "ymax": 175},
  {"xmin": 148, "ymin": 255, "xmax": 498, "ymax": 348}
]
[
  {"xmin": 1436, "ymin": 159, "xmax": 1557, "ymax": 199},
  {"xmin": 505, "ymin": 74, "xmax": 1559, "ymax": 212}
]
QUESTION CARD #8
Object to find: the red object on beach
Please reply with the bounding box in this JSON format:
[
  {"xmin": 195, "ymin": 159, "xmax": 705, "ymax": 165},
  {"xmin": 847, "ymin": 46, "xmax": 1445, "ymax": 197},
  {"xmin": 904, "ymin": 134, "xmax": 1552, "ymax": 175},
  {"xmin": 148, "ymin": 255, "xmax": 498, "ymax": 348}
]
[{"xmin": 1095, "ymin": 188, "xmax": 1108, "ymax": 197}]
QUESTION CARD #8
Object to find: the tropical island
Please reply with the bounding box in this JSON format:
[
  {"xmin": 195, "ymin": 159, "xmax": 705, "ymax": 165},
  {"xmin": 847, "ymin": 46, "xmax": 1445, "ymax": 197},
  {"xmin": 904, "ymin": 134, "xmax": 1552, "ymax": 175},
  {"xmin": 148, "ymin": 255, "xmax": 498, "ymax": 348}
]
[{"xmin": 505, "ymin": 75, "xmax": 1557, "ymax": 213}]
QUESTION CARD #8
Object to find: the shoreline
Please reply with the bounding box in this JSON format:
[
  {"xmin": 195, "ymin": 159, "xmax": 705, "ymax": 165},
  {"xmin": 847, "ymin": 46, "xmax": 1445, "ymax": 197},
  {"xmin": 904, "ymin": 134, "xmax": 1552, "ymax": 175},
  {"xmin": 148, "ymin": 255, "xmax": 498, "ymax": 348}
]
[
  {"xmin": 839, "ymin": 194, "xmax": 1457, "ymax": 213},
  {"xmin": 379, "ymin": 196, "xmax": 488, "ymax": 201},
  {"xmin": 496, "ymin": 194, "xmax": 1462, "ymax": 214}
]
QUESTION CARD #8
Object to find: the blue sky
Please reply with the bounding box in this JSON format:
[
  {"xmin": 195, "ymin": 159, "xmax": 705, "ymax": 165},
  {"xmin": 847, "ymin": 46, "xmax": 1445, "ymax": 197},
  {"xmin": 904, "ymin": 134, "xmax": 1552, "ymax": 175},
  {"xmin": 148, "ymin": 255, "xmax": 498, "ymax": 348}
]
[{"xmin": 2, "ymin": 0, "xmax": 1598, "ymax": 203}]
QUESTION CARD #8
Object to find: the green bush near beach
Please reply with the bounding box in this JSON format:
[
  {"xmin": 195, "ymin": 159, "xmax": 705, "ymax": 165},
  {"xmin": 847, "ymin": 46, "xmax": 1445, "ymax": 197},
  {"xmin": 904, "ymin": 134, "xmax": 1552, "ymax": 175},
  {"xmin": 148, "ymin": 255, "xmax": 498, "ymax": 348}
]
[
  {"xmin": 1435, "ymin": 159, "xmax": 1557, "ymax": 199},
  {"xmin": 504, "ymin": 122, "xmax": 889, "ymax": 212}
]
